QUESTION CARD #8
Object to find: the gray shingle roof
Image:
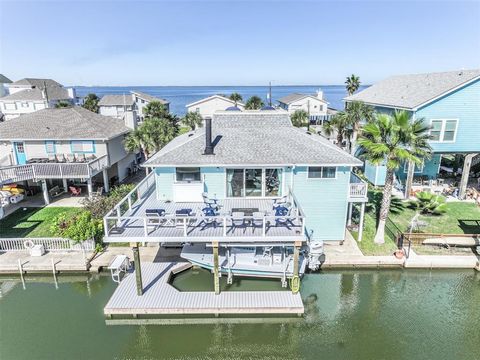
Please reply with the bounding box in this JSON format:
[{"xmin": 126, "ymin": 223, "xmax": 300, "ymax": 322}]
[
  {"xmin": 9, "ymin": 78, "xmax": 62, "ymax": 88},
  {"xmin": 0, "ymin": 107, "xmax": 131, "ymax": 141},
  {"xmin": 0, "ymin": 74, "xmax": 12, "ymax": 83},
  {"xmin": 345, "ymin": 69, "xmax": 480, "ymax": 110},
  {"xmin": 131, "ymin": 91, "xmax": 169, "ymax": 104},
  {"xmin": 277, "ymin": 93, "xmax": 326, "ymax": 105},
  {"xmin": 145, "ymin": 112, "xmax": 361, "ymax": 167},
  {"xmin": 0, "ymin": 87, "xmax": 71, "ymax": 101},
  {"xmin": 98, "ymin": 94, "xmax": 135, "ymax": 106}
]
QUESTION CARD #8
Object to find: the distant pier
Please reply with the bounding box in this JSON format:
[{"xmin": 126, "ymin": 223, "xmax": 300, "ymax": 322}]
[{"xmin": 103, "ymin": 262, "xmax": 304, "ymax": 317}]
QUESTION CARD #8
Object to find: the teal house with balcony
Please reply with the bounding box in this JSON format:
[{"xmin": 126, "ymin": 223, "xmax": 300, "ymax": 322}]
[
  {"xmin": 346, "ymin": 69, "xmax": 480, "ymax": 198},
  {"xmin": 103, "ymin": 111, "xmax": 368, "ymax": 246}
]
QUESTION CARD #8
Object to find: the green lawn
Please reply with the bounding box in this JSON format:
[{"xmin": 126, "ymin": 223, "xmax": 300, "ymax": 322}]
[
  {"xmin": 0, "ymin": 207, "xmax": 80, "ymax": 238},
  {"xmin": 353, "ymin": 200, "xmax": 480, "ymax": 256}
]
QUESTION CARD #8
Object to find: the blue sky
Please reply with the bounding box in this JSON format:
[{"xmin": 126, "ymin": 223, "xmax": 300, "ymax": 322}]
[{"xmin": 0, "ymin": 0, "xmax": 479, "ymax": 86}]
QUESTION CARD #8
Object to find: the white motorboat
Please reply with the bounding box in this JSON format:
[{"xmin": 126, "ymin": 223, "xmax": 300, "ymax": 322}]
[{"xmin": 181, "ymin": 241, "xmax": 323, "ymax": 285}]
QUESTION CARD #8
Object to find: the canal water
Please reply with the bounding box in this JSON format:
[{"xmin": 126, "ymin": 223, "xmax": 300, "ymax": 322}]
[{"xmin": 1, "ymin": 269, "xmax": 479, "ymax": 360}]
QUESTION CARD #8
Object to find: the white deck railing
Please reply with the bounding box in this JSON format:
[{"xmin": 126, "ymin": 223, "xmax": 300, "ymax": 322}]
[
  {"xmin": 0, "ymin": 238, "xmax": 95, "ymax": 252},
  {"xmin": 349, "ymin": 173, "xmax": 368, "ymax": 198},
  {"xmin": 0, "ymin": 155, "xmax": 109, "ymax": 184}
]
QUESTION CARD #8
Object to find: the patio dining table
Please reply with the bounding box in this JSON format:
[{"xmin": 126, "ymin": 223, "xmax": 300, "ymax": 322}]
[{"xmin": 230, "ymin": 208, "xmax": 260, "ymax": 217}]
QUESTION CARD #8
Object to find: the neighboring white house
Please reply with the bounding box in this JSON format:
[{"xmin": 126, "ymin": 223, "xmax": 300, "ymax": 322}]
[
  {"xmin": 0, "ymin": 78, "xmax": 76, "ymax": 121},
  {"xmin": 0, "ymin": 74, "xmax": 12, "ymax": 98},
  {"xmin": 0, "ymin": 107, "xmax": 136, "ymax": 205},
  {"xmin": 277, "ymin": 91, "xmax": 331, "ymax": 120},
  {"xmin": 99, "ymin": 91, "xmax": 169, "ymax": 128},
  {"xmin": 186, "ymin": 95, "xmax": 245, "ymax": 119},
  {"xmin": 131, "ymin": 91, "xmax": 169, "ymax": 122}
]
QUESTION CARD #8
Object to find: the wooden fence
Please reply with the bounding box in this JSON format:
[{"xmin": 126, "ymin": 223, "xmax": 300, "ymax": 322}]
[{"xmin": 0, "ymin": 238, "xmax": 95, "ymax": 252}]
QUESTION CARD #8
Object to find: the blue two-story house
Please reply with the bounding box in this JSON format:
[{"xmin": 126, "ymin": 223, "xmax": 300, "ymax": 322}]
[
  {"xmin": 103, "ymin": 111, "xmax": 368, "ymax": 246},
  {"xmin": 345, "ymin": 69, "xmax": 480, "ymax": 198}
]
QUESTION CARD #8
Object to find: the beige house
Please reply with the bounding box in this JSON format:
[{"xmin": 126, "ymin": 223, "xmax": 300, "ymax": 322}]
[
  {"xmin": 0, "ymin": 78, "xmax": 76, "ymax": 121},
  {"xmin": 277, "ymin": 91, "xmax": 333, "ymax": 122},
  {"xmin": 186, "ymin": 95, "xmax": 245, "ymax": 119},
  {"xmin": 0, "ymin": 107, "xmax": 134, "ymax": 204}
]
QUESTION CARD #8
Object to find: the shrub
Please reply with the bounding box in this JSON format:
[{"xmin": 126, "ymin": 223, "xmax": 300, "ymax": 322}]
[
  {"xmin": 52, "ymin": 210, "xmax": 103, "ymax": 243},
  {"xmin": 81, "ymin": 183, "xmax": 135, "ymax": 219},
  {"xmin": 409, "ymin": 191, "xmax": 447, "ymax": 215}
]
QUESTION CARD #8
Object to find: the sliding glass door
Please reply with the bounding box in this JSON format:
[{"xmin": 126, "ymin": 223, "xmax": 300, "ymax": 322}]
[{"xmin": 226, "ymin": 168, "xmax": 283, "ymax": 198}]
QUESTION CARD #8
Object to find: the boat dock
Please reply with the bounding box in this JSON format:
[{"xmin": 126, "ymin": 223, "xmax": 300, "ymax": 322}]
[{"xmin": 104, "ymin": 262, "xmax": 304, "ymax": 317}]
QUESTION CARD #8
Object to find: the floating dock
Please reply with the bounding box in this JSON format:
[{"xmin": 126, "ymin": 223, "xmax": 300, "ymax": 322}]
[{"xmin": 104, "ymin": 262, "xmax": 304, "ymax": 317}]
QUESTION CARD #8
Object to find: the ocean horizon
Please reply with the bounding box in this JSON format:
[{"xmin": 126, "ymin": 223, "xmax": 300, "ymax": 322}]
[{"xmin": 74, "ymin": 85, "xmax": 368, "ymax": 116}]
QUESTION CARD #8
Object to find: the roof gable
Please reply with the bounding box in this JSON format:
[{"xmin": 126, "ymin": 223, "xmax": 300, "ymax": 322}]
[
  {"xmin": 98, "ymin": 94, "xmax": 135, "ymax": 106},
  {"xmin": 186, "ymin": 95, "xmax": 245, "ymax": 108},
  {"xmin": 131, "ymin": 91, "xmax": 169, "ymax": 104},
  {"xmin": 277, "ymin": 93, "xmax": 327, "ymax": 105}
]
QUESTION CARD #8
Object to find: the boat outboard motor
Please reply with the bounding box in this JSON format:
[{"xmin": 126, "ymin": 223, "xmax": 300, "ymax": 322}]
[{"xmin": 307, "ymin": 240, "xmax": 324, "ymax": 271}]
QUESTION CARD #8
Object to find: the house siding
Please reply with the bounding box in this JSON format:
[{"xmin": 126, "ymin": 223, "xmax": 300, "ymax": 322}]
[
  {"xmin": 155, "ymin": 167, "xmax": 175, "ymax": 200},
  {"xmin": 291, "ymin": 166, "xmax": 349, "ymax": 241},
  {"xmin": 202, "ymin": 167, "xmax": 226, "ymax": 198},
  {"xmin": 415, "ymin": 79, "xmax": 480, "ymax": 153}
]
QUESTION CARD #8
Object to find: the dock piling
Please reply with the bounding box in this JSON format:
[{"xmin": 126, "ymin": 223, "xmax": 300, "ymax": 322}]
[
  {"xmin": 213, "ymin": 241, "xmax": 220, "ymax": 295},
  {"xmin": 18, "ymin": 259, "xmax": 26, "ymax": 290},
  {"xmin": 133, "ymin": 245, "xmax": 143, "ymax": 296}
]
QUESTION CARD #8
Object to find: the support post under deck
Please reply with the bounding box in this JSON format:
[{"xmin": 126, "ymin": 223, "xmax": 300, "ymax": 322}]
[
  {"xmin": 358, "ymin": 202, "xmax": 366, "ymax": 242},
  {"xmin": 292, "ymin": 240, "xmax": 302, "ymax": 294},
  {"xmin": 212, "ymin": 241, "xmax": 220, "ymax": 295},
  {"xmin": 459, "ymin": 153, "xmax": 478, "ymax": 199},
  {"xmin": 133, "ymin": 245, "xmax": 143, "ymax": 296},
  {"xmin": 41, "ymin": 180, "xmax": 50, "ymax": 205}
]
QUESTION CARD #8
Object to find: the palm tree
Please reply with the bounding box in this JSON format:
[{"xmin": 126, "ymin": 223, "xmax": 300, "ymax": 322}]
[
  {"xmin": 143, "ymin": 100, "xmax": 168, "ymax": 119},
  {"xmin": 291, "ymin": 109, "xmax": 310, "ymax": 130},
  {"xmin": 345, "ymin": 74, "xmax": 361, "ymax": 96},
  {"xmin": 340, "ymin": 101, "xmax": 375, "ymax": 153},
  {"xmin": 229, "ymin": 93, "xmax": 243, "ymax": 106},
  {"xmin": 323, "ymin": 113, "xmax": 352, "ymax": 148},
  {"xmin": 183, "ymin": 111, "xmax": 203, "ymax": 130},
  {"xmin": 82, "ymin": 93, "xmax": 99, "ymax": 113},
  {"xmin": 357, "ymin": 110, "xmax": 432, "ymax": 244},
  {"xmin": 245, "ymin": 96, "xmax": 264, "ymax": 110},
  {"xmin": 124, "ymin": 118, "xmax": 177, "ymax": 164}
]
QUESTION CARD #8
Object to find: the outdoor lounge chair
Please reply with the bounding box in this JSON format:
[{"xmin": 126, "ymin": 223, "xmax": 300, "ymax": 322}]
[
  {"xmin": 199, "ymin": 206, "xmax": 219, "ymax": 229},
  {"xmin": 274, "ymin": 206, "xmax": 294, "ymax": 229}
]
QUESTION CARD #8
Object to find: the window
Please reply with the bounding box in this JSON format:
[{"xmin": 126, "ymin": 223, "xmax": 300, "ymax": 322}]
[
  {"xmin": 226, "ymin": 168, "xmax": 283, "ymax": 197},
  {"xmin": 319, "ymin": 105, "xmax": 323, "ymax": 111},
  {"xmin": 45, "ymin": 141, "xmax": 56, "ymax": 154},
  {"xmin": 70, "ymin": 140, "xmax": 95, "ymax": 153},
  {"xmin": 308, "ymin": 166, "xmax": 336, "ymax": 179},
  {"xmin": 430, "ymin": 119, "xmax": 458, "ymax": 142},
  {"xmin": 403, "ymin": 161, "xmax": 424, "ymax": 173},
  {"xmin": 175, "ymin": 167, "xmax": 201, "ymax": 182}
]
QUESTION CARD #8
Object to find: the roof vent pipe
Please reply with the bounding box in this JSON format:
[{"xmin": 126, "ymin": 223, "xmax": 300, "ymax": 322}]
[{"xmin": 204, "ymin": 117, "xmax": 214, "ymax": 155}]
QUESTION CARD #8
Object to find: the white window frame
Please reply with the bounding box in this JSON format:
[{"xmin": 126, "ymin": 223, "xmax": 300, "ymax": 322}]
[
  {"xmin": 429, "ymin": 119, "xmax": 458, "ymax": 143},
  {"xmin": 403, "ymin": 160, "xmax": 424, "ymax": 173},
  {"xmin": 174, "ymin": 167, "xmax": 202, "ymax": 183},
  {"xmin": 307, "ymin": 166, "xmax": 337, "ymax": 180}
]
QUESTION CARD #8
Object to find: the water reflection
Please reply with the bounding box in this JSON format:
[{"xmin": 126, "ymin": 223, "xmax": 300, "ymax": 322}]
[{"xmin": 1, "ymin": 270, "xmax": 480, "ymax": 360}]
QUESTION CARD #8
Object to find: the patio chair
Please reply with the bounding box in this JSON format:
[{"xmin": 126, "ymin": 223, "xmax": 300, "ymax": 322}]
[
  {"xmin": 202, "ymin": 192, "xmax": 221, "ymax": 210},
  {"xmin": 65, "ymin": 154, "xmax": 75, "ymax": 162},
  {"xmin": 230, "ymin": 211, "xmax": 246, "ymax": 234},
  {"xmin": 252, "ymin": 211, "xmax": 265, "ymax": 233},
  {"xmin": 199, "ymin": 206, "xmax": 219, "ymax": 229},
  {"xmin": 92, "ymin": 187, "xmax": 103, "ymax": 197},
  {"xmin": 274, "ymin": 206, "xmax": 294, "ymax": 230},
  {"xmin": 69, "ymin": 186, "xmax": 82, "ymax": 196}
]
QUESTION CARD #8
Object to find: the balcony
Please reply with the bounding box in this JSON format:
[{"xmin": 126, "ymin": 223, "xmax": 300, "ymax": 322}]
[
  {"xmin": 349, "ymin": 173, "xmax": 368, "ymax": 201},
  {"xmin": 0, "ymin": 155, "xmax": 109, "ymax": 184},
  {"xmin": 103, "ymin": 172, "xmax": 306, "ymax": 243}
]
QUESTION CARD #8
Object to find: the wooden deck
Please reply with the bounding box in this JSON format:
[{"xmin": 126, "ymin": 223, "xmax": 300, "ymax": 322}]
[
  {"xmin": 104, "ymin": 189, "xmax": 305, "ymax": 242},
  {"xmin": 104, "ymin": 262, "xmax": 304, "ymax": 316}
]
